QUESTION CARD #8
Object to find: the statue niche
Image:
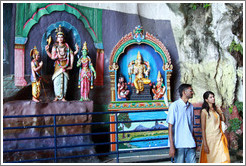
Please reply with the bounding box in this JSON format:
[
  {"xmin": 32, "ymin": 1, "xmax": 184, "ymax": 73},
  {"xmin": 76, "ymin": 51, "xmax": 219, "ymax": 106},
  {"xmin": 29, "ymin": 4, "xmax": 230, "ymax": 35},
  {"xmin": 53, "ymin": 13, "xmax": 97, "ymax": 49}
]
[
  {"xmin": 109, "ymin": 25, "xmax": 173, "ymax": 103},
  {"xmin": 108, "ymin": 25, "xmax": 173, "ymax": 151}
]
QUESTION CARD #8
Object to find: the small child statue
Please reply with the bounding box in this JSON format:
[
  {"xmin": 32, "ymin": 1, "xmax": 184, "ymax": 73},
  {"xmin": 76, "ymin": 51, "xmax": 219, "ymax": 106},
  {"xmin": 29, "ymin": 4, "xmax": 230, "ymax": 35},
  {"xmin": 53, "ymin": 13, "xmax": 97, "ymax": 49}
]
[{"xmin": 30, "ymin": 46, "xmax": 43, "ymax": 102}]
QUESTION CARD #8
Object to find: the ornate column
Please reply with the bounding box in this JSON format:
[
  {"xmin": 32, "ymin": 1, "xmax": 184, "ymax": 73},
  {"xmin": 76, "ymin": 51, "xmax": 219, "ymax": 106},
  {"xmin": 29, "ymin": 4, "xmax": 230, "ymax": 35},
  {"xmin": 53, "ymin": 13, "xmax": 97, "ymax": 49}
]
[
  {"xmin": 14, "ymin": 37, "xmax": 27, "ymax": 86},
  {"xmin": 94, "ymin": 49, "xmax": 104, "ymax": 86},
  {"xmin": 109, "ymin": 63, "xmax": 119, "ymax": 101},
  {"xmin": 166, "ymin": 71, "xmax": 172, "ymax": 102},
  {"xmin": 109, "ymin": 71, "xmax": 116, "ymax": 101}
]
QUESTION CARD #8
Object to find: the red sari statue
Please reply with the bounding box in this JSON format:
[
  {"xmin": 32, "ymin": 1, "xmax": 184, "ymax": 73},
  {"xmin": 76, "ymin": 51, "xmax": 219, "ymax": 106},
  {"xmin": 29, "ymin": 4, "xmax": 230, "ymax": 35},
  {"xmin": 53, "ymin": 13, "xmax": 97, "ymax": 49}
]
[{"xmin": 77, "ymin": 42, "xmax": 96, "ymax": 101}]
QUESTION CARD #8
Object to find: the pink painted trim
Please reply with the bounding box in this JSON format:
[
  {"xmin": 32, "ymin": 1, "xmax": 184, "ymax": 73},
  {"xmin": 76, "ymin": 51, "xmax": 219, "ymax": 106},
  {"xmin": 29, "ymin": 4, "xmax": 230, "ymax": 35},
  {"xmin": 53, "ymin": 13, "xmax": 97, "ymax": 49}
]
[
  {"xmin": 14, "ymin": 47, "xmax": 27, "ymax": 86},
  {"xmin": 23, "ymin": 3, "xmax": 97, "ymax": 39}
]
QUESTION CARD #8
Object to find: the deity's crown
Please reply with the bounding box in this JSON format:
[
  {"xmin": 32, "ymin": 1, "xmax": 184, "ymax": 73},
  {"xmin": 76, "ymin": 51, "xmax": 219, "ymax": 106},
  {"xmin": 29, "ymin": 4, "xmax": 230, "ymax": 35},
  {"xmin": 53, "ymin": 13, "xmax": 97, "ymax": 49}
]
[
  {"xmin": 30, "ymin": 46, "xmax": 39, "ymax": 57},
  {"xmin": 82, "ymin": 41, "xmax": 88, "ymax": 51},
  {"xmin": 137, "ymin": 51, "xmax": 142, "ymax": 60},
  {"xmin": 157, "ymin": 71, "xmax": 162, "ymax": 80},
  {"xmin": 55, "ymin": 25, "xmax": 64, "ymax": 36}
]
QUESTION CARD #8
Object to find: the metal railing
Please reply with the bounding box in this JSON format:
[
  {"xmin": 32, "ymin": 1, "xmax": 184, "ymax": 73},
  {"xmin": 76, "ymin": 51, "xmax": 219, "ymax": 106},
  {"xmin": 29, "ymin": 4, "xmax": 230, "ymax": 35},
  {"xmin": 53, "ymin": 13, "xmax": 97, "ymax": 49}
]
[{"xmin": 3, "ymin": 107, "xmax": 202, "ymax": 163}]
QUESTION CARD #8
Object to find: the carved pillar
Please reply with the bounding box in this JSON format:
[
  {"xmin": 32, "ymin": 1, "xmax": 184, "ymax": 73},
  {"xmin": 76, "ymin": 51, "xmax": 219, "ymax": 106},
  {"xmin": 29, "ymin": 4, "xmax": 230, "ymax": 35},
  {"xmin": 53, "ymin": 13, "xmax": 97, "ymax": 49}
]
[
  {"xmin": 94, "ymin": 49, "xmax": 104, "ymax": 86},
  {"xmin": 109, "ymin": 71, "xmax": 116, "ymax": 101},
  {"xmin": 14, "ymin": 44, "xmax": 27, "ymax": 86},
  {"xmin": 166, "ymin": 71, "xmax": 172, "ymax": 102}
]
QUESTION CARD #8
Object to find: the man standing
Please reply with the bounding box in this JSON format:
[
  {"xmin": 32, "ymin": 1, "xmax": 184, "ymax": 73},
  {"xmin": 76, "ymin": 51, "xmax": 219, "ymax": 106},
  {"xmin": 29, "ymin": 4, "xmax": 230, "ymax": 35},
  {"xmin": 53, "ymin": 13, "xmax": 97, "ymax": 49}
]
[{"xmin": 167, "ymin": 84, "xmax": 196, "ymax": 163}]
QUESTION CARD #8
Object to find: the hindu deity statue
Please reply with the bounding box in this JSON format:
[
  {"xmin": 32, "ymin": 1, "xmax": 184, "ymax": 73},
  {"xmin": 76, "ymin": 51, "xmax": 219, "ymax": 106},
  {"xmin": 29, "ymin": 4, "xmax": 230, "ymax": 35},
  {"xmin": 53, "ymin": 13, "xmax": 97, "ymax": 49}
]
[
  {"xmin": 152, "ymin": 71, "xmax": 166, "ymax": 100},
  {"xmin": 30, "ymin": 46, "xmax": 43, "ymax": 102},
  {"xmin": 45, "ymin": 25, "xmax": 79, "ymax": 101},
  {"xmin": 128, "ymin": 51, "xmax": 151, "ymax": 94},
  {"xmin": 77, "ymin": 41, "xmax": 96, "ymax": 101},
  {"xmin": 117, "ymin": 75, "xmax": 130, "ymax": 99}
]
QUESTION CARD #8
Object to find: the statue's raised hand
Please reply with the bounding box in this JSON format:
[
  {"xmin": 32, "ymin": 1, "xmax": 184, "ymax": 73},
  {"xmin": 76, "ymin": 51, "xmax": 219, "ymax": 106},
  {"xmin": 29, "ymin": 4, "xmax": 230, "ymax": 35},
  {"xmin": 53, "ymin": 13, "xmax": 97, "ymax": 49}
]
[{"xmin": 74, "ymin": 43, "xmax": 79, "ymax": 55}]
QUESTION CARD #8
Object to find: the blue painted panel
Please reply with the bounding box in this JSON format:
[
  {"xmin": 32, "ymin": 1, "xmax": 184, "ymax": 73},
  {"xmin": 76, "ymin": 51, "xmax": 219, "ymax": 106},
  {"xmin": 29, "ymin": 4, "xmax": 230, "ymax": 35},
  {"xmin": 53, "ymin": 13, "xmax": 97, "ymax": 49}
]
[
  {"xmin": 15, "ymin": 37, "xmax": 28, "ymax": 44},
  {"xmin": 118, "ymin": 110, "xmax": 169, "ymax": 150},
  {"xmin": 118, "ymin": 44, "xmax": 164, "ymax": 84}
]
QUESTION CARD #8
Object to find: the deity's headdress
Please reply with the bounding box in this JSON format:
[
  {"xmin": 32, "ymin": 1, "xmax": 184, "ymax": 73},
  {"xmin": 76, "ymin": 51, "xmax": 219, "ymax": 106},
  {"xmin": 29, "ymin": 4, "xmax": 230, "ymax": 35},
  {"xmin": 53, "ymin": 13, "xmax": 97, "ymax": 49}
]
[
  {"xmin": 157, "ymin": 71, "xmax": 163, "ymax": 81},
  {"xmin": 82, "ymin": 41, "xmax": 88, "ymax": 51},
  {"xmin": 55, "ymin": 25, "xmax": 64, "ymax": 36},
  {"xmin": 137, "ymin": 51, "xmax": 142, "ymax": 61},
  {"xmin": 30, "ymin": 46, "xmax": 39, "ymax": 58}
]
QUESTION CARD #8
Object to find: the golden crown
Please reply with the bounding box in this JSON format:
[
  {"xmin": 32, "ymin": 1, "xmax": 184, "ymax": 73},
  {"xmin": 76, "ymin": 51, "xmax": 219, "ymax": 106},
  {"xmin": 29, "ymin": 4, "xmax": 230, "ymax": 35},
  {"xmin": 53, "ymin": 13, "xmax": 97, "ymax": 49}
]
[
  {"xmin": 82, "ymin": 41, "xmax": 88, "ymax": 51},
  {"xmin": 137, "ymin": 51, "xmax": 142, "ymax": 60},
  {"xmin": 30, "ymin": 46, "xmax": 39, "ymax": 57},
  {"xmin": 55, "ymin": 25, "xmax": 64, "ymax": 36}
]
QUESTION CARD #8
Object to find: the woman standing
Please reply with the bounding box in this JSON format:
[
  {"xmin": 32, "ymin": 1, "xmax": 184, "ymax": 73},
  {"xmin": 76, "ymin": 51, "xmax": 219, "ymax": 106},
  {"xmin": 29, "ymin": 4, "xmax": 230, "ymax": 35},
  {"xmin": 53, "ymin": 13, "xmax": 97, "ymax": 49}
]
[{"xmin": 199, "ymin": 91, "xmax": 230, "ymax": 163}]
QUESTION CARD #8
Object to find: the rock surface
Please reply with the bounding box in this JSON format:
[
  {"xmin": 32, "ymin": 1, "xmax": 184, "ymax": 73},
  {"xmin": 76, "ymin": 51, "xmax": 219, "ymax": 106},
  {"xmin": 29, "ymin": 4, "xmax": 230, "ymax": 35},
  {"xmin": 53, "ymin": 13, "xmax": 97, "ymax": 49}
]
[{"xmin": 3, "ymin": 101, "xmax": 98, "ymax": 163}]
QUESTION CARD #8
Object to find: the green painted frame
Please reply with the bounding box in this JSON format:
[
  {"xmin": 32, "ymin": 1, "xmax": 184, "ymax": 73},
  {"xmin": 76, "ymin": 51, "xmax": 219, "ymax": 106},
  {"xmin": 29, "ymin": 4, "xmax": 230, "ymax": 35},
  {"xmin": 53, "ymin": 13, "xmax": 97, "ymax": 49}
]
[
  {"xmin": 16, "ymin": 3, "xmax": 103, "ymax": 47},
  {"xmin": 113, "ymin": 39, "xmax": 168, "ymax": 64},
  {"xmin": 109, "ymin": 32, "xmax": 172, "ymax": 68}
]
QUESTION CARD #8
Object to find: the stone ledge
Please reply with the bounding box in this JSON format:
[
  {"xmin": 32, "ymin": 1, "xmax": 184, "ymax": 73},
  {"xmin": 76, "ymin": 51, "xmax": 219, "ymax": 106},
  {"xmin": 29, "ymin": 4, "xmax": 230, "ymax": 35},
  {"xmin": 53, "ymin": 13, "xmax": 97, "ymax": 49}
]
[{"xmin": 3, "ymin": 100, "xmax": 97, "ymax": 163}]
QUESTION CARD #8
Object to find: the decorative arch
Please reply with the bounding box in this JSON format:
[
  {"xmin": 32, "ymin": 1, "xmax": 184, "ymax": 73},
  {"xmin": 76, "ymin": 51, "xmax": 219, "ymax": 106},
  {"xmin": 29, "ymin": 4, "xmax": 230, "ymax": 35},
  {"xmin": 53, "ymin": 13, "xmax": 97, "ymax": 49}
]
[
  {"xmin": 22, "ymin": 3, "xmax": 98, "ymax": 44},
  {"xmin": 14, "ymin": 3, "xmax": 105, "ymax": 86},
  {"xmin": 109, "ymin": 32, "xmax": 172, "ymax": 70},
  {"xmin": 108, "ymin": 26, "xmax": 173, "ymax": 103},
  {"xmin": 108, "ymin": 27, "xmax": 173, "ymax": 152}
]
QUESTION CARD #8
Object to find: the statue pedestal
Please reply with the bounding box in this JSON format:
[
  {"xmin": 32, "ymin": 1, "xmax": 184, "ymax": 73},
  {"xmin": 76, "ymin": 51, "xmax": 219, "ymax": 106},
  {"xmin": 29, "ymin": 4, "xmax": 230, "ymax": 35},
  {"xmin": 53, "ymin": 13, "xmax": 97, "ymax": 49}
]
[
  {"xmin": 3, "ymin": 100, "xmax": 98, "ymax": 163},
  {"xmin": 130, "ymin": 85, "xmax": 152, "ymax": 100}
]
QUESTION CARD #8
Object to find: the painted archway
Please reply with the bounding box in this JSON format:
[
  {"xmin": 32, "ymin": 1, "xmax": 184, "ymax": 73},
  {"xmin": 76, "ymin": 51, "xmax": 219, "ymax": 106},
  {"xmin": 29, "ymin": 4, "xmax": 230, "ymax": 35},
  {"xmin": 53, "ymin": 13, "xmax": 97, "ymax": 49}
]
[
  {"xmin": 19, "ymin": 3, "xmax": 102, "ymax": 48},
  {"xmin": 14, "ymin": 3, "xmax": 104, "ymax": 86},
  {"xmin": 108, "ymin": 27, "xmax": 173, "ymax": 102},
  {"xmin": 109, "ymin": 32, "xmax": 172, "ymax": 70}
]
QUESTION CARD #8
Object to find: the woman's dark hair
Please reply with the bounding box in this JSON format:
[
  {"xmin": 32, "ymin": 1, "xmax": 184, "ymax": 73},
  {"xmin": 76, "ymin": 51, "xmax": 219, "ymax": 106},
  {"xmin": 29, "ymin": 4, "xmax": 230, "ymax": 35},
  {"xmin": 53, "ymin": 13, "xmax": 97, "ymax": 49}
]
[
  {"xmin": 178, "ymin": 84, "xmax": 192, "ymax": 97},
  {"xmin": 201, "ymin": 91, "xmax": 217, "ymax": 117}
]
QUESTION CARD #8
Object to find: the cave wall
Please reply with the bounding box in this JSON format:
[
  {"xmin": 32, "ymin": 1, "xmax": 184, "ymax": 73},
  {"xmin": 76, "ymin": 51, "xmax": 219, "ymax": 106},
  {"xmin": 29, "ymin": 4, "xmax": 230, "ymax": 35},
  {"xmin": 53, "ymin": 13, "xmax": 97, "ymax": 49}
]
[{"xmin": 3, "ymin": 3, "xmax": 244, "ymax": 107}]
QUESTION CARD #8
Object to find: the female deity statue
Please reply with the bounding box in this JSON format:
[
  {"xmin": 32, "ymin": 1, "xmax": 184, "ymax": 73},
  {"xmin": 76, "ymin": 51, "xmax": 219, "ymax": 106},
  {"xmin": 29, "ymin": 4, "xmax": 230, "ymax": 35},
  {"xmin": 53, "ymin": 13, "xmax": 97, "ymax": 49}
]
[
  {"xmin": 152, "ymin": 71, "xmax": 169, "ymax": 106},
  {"xmin": 128, "ymin": 51, "xmax": 151, "ymax": 94},
  {"xmin": 152, "ymin": 71, "xmax": 166, "ymax": 100},
  {"xmin": 117, "ymin": 75, "xmax": 130, "ymax": 99},
  {"xmin": 77, "ymin": 41, "xmax": 96, "ymax": 101},
  {"xmin": 45, "ymin": 25, "xmax": 79, "ymax": 101},
  {"xmin": 30, "ymin": 46, "xmax": 43, "ymax": 102}
]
